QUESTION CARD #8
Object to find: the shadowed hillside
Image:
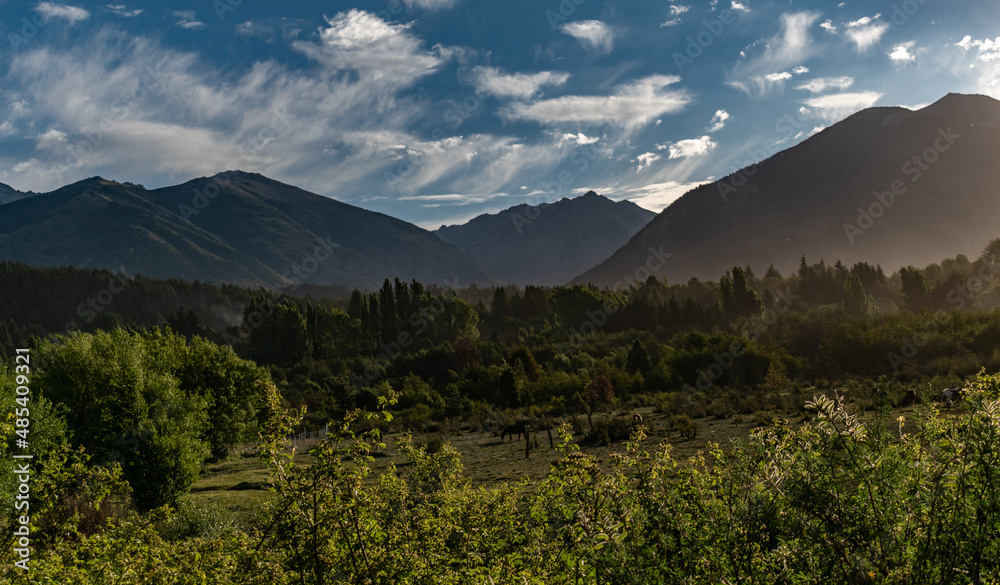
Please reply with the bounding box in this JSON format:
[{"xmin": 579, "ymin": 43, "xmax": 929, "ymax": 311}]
[{"xmin": 575, "ymin": 93, "xmax": 1000, "ymax": 287}]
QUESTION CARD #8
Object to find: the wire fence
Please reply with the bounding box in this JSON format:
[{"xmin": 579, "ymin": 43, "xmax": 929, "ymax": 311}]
[{"xmin": 288, "ymin": 423, "xmax": 330, "ymax": 448}]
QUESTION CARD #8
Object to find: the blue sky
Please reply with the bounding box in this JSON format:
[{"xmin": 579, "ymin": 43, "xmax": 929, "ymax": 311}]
[{"xmin": 1, "ymin": 0, "xmax": 998, "ymax": 228}]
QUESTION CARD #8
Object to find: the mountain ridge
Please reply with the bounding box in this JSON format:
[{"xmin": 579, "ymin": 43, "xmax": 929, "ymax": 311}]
[
  {"xmin": 435, "ymin": 191, "xmax": 655, "ymax": 286},
  {"xmin": 0, "ymin": 171, "xmax": 498, "ymax": 292},
  {"xmin": 573, "ymin": 92, "xmax": 1000, "ymax": 287}
]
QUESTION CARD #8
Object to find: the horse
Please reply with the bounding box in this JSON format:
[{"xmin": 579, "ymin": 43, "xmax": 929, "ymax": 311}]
[
  {"xmin": 500, "ymin": 423, "xmax": 527, "ymax": 442},
  {"xmin": 901, "ymin": 389, "xmax": 917, "ymax": 406},
  {"xmin": 632, "ymin": 413, "xmax": 644, "ymax": 423},
  {"xmin": 939, "ymin": 387, "xmax": 965, "ymax": 409}
]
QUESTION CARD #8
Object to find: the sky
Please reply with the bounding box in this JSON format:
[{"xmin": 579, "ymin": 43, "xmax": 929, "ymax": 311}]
[{"xmin": 1, "ymin": 0, "xmax": 998, "ymax": 229}]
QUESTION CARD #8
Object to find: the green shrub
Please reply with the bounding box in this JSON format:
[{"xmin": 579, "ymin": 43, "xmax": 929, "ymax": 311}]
[{"xmin": 586, "ymin": 417, "xmax": 634, "ymax": 445}]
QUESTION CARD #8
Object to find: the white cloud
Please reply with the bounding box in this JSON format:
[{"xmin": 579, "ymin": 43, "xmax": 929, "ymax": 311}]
[
  {"xmin": 560, "ymin": 20, "xmax": 615, "ymax": 53},
  {"xmin": 0, "ymin": 23, "xmax": 568, "ymax": 203},
  {"xmin": 727, "ymin": 12, "xmax": 820, "ymax": 96},
  {"xmin": 635, "ymin": 152, "xmax": 661, "ymax": 172},
  {"xmin": 889, "ymin": 41, "xmax": 916, "ymax": 63},
  {"xmin": 615, "ymin": 180, "xmax": 708, "ymax": 211},
  {"xmin": 172, "ymin": 10, "xmax": 206, "ymax": 30},
  {"xmin": 35, "ymin": 2, "xmax": 89, "ymax": 23},
  {"xmin": 766, "ymin": 71, "xmax": 793, "ymax": 82},
  {"xmin": 708, "ymin": 109, "xmax": 730, "ymax": 132},
  {"xmin": 796, "ymin": 76, "xmax": 854, "ymax": 93},
  {"xmin": 236, "ymin": 20, "xmax": 274, "ymax": 38},
  {"xmin": 803, "ymin": 91, "xmax": 882, "ymax": 121},
  {"xmin": 660, "ymin": 19, "xmax": 682, "ymax": 27},
  {"xmin": 731, "ymin": 2, "xmax": 749, "ymax": 12},
  {"xmin": 469, "ymin": 67, "xmax": 569, "ymax": 99},
  {"xmin": 792, "ymin": 66, "xmax": 809, "ymax": 75},
  {"xmin": 501, "ymin": 75, "xmax": 690, "ymax": 128},
  {"xmin": 809, "ymin": 125, "xmax": 825, "ymax": 136},
  {"xmin": 556, "ymin": 132, "xmax": 599, "ymax": 147},
  {"xmin": 670, "ymin": 5, "xmax": 691, "ymax": 16},
  {"xmin": 845, "ymin": 14, "xmax": 889, "ymax": 52},
  {"xmin": 35, "ymin": 128, "xmax": 69, "ymax": 151},
  {"xmin": 820, "ymin": 20, "xmax": 837, "ymax": 34},
  {"xmin": 666, "ymin": 136, "xmax": 717, "ymax": 159},
  {"xmin": 402, "ymin": 0, "xmax": 462, "ymax": 9},
  {"xmin": 105, "ymin": 4, "xmax": 142, "ymax": 17},
  {"xmin": 956, "ymin": 35, "xmax": 1000, "ymax": 62},
  {"xmin": 293, "ymin": 10, "xmax": 444, "ymax": 87}
]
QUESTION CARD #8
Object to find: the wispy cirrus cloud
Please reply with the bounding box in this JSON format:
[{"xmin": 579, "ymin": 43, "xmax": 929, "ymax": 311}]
[
  {"xmin": 469, "ymin": 67, "xmax": 569, "ymax": 99},
  {"xmin": 560, "ymin": 20, "xmax": 615, "ymax": 53},
  {"xmin": 35, "ymin": 2, "xmax": 89, "ymax": 23},
  {"xmin": 0, "ymin": 17, "xmax": 569, "ymax": 211},
  {"xmin": 172, "ymin": 10, "xmax": 206, "ymax": 30},
  {"xmin": 501, "ymin": 75, "xmax": 690, "ymax": 128},
  {"xmin": 661, "ymin": 4, "xmax": 690, "ymax": 27},
  {"xmin": 728, "ymin": 11, "xmax": 820, "ymax": 96},
  {"xmin": 803, "ymin": 90, "xmax": 881, "ymax": 121},
  {"xmin": 105, "ymin": 4, "xmax": 142, "ymax": 18},
  {"xmin": 844, "ymin": 14, "xmax": 889, "ymax": 52},
  {"xmin": 796, "ymin": 76, "xmax": 854, "ymax": 93},
  {"xmin": 402, "ymin": 0, "xmax": 463, "ymax": 9}
]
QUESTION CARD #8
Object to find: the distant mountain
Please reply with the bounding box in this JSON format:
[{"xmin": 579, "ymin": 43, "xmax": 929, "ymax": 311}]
[
  {"xmin": 435, "ymin": 191, "xmax": 655, "ymax": 286},
  {"xmin": 0, "ymin": 182, "xmax": 33, "ymax": 206},
  {"xmin": 0, "ymin": 172, "xmax": 497, "ymax": 291},
  {"xmin": 575, "ymin": 93, "xmax": 1000, "ymax": 288}
]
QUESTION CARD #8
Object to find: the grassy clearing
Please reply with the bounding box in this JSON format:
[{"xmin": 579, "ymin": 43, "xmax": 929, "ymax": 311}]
[
  {"xmin": 185, "ymin": 407, "xmax": 774, "ymax": 514},
  {"xmin": 185, "ymin": 397, "xmax": 940, "ymax": 525}
]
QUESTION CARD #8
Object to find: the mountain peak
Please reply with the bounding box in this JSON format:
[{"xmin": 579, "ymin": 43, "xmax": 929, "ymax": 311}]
[
  {"xmin": 214, "ymin": 170, "xmax": 266, "ymax": 180},
  {"xmin": 920, "ymin": 92, "xmax": 1000, "ymax": 127}
]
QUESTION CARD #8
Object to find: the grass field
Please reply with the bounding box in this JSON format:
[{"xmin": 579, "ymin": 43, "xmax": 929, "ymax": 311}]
[
  {"xmin": 184, "ymin": 398, "xmax": 944, "ymax": 530},
  {"xmin": 183, "ymin": 406, "xmax": 793, "ymax": 522}
]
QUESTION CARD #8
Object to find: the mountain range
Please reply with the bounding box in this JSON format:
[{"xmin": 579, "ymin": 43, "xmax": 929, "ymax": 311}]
[
  {"xmin": 0, "ymin": 172, "xmax": 496, "ymax": 291},
  {"xmin": 435, "ymin": 192, "xmax": 654, "ymax": 286},
  {"xmin": 3, "ymin": 93, "xmax": 1000, "ymax": 294},
  {"xmin": 576, "ymin": 93, "xmax": 1000, "ymax": 287}
]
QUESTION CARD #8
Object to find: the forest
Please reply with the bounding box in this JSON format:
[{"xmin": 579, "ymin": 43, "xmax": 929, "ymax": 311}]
[{"xmin": 2, "ymin": 239, "xmax": 1000, "ymax": 582}]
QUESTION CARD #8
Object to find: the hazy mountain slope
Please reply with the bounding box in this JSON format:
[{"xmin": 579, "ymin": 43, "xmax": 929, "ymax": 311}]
[
  {"xmin": 574, "ymin": 93, "xmax": 1000, "ymax": 287},
  {"xmin": 0, "ymin": 182, "xmax": 33, "ymax": 206},
  {"xmin": 435, "ymin": 191, "xmax": 655, "ymax": 286},
  {"xmin": 0, "ymin": 172, "xmax": 497, "ymax": 291}
]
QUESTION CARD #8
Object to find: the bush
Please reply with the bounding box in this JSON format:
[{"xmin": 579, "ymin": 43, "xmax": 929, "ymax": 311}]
[
  {"xmin": 669, "ymin": 414, "xmax": 699, "ymax": 440},
  {"xmin": 586, "ymin": 417, "xmax": 634, "ymax": 445}
]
